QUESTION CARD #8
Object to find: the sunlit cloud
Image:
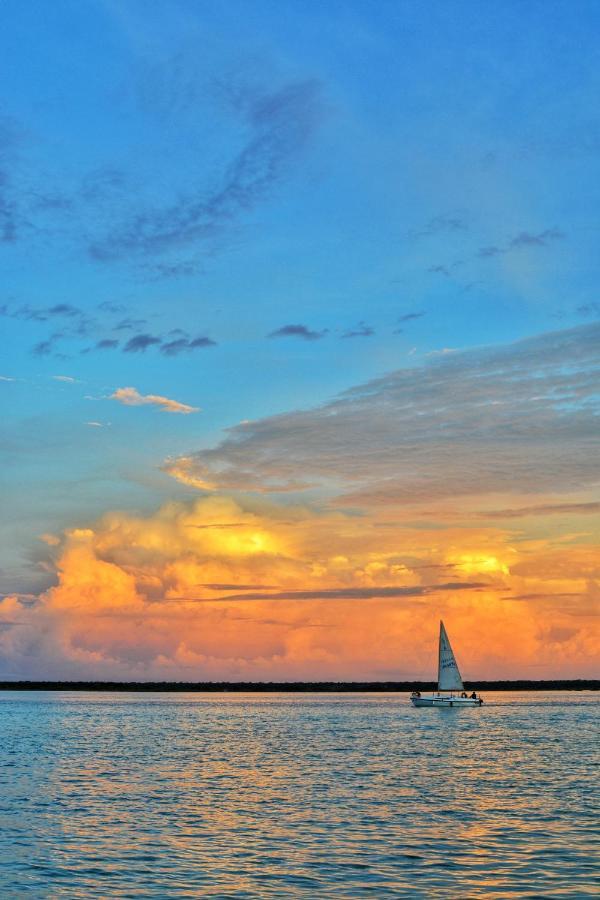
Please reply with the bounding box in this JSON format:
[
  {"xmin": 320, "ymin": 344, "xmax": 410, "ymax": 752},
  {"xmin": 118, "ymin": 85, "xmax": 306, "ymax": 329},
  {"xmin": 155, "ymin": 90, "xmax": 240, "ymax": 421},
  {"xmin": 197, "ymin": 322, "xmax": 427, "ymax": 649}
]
[
  {"xmin": 110, "ymin": 386, "xmax": 199, "ymax": 414},
  {"xmin": 0, "ymin": 496, "xmax": 597, "ymax": 680}
]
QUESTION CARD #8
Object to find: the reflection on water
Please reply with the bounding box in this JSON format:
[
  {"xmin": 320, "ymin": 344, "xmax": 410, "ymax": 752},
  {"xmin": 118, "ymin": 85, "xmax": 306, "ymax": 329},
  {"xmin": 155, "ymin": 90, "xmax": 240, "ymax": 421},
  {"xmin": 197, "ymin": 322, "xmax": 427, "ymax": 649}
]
[{"xmin": 0, "ymin": 691, "xmax": 597, "ymax": 898}]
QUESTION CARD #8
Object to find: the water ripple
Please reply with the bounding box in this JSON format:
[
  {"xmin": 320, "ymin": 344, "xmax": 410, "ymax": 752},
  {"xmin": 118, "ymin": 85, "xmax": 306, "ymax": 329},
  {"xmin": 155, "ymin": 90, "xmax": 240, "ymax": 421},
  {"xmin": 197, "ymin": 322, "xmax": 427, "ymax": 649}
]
[{"xmin": 0, "ymin": 691, "xmax": 597, "ymax": 897}]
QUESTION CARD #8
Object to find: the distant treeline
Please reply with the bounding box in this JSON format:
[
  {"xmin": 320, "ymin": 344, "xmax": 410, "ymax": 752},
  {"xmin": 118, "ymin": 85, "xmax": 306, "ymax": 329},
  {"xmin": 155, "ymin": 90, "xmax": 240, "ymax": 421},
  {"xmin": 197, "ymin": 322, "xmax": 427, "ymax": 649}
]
[{"xmin": 0, "ymin": 680, "xmax": 597, "ymax": 692}]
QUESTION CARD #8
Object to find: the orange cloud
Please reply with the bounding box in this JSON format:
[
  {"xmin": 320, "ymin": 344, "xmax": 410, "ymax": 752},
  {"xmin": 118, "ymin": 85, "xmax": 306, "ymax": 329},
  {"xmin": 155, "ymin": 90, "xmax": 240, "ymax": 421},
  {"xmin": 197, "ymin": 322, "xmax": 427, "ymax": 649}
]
[
  {"xmin": 1, "ymin": 496, "xmax": 597, "ymax": 680},
  {"xmin": 110, "ymin": 386, "xmax": 199, "ymax": 414}
]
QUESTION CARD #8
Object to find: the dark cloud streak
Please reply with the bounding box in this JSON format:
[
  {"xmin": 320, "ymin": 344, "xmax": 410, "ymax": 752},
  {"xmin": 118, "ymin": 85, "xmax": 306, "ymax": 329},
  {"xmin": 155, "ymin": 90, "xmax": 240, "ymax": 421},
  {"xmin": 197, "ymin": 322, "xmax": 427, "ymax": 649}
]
[{"xmin": 88, "ymin": 79, "xmax": 325, "ymax": 262}]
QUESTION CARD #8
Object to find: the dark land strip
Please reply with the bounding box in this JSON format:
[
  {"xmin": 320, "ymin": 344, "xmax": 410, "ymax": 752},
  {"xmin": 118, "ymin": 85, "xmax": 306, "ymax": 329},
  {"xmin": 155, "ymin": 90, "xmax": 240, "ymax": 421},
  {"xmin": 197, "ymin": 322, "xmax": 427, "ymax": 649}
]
[{"xmin": 0, "ymin": 680, "xmax": 597, "ymax": 692}]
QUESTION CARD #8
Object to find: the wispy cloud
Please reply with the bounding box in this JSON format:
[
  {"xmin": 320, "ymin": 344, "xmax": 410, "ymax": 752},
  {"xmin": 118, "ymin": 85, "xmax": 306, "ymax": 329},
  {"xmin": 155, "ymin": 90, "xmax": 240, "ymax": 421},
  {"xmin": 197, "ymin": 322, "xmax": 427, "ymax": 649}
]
[
  {"xmin": 408, "ymin": 214, "xmax": 467, "ymax": 240},
  {"xmin": 123, "ymin": 334, "xmax": 162, "ymax": 353},
  {"xmin": 478, "ymin": 228, "xmax": 565, "ymax": 260},
  {"xmin": 0, "ymin": 114, "xmax": 25, "ymax": 243},
  {"xmin": 268, "ymin": 324, "xmax": 327, "ymax": 341},
  {"xmin": 397, "ymin": 311, "xmax": 426, "ymax": 323},
  {"xmin": 110, "ymin": 386, "xmax": 199, "ymax": 414},
  {"xmin": 160, "ymin": 335, "xmax": 217, "ymax": 356},
  {"xmin": 575, "ymin": 302, "xmax": 600, "ymax": 318},
  {"xmin": 481, "ymin": 501, "xmax": 600, "ymax": 519},
  {"xmin": 51, "ymin": 375, "xmax": 77, "ymax": 383},
  {"xmin": 32, "ymin": 333, "xmax": 64, "ymax": 356},
  {"xmin": 509, "ymin": 228, "xmax": 564, "ymax": 248},
  {"xmin": 114, "ymin": 318, "xmax": 147, "ymax": 331},
  {"xmin": 341, "ymin": 322, "xmax": 374, "ymax": 339},
  {"xmin": 88, "ymin": 79, "xmax": 325, "ymax": 262},
  {"xmin": 178, "ymin": 582, "xmax": 487, "ymax": 602},
  {"xmin": 1, "ymin": 302, "xmax": 83, "ymax": 322}
]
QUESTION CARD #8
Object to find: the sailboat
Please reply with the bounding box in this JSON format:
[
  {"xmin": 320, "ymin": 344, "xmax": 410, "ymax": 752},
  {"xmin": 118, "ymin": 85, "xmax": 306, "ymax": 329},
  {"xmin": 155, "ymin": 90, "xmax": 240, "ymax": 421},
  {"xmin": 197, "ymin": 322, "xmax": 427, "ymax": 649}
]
[{"xmin": 410, "ymin": 621, "xmax": 483, "ymax": 707}]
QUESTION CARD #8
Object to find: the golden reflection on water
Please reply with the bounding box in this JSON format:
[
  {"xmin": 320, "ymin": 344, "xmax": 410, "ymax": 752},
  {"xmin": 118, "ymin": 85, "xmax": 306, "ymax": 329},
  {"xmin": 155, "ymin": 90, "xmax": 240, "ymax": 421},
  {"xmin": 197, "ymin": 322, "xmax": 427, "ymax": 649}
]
[{"xmin": 0, "ymin": 691, "xmax": 597, "ymax": 898}]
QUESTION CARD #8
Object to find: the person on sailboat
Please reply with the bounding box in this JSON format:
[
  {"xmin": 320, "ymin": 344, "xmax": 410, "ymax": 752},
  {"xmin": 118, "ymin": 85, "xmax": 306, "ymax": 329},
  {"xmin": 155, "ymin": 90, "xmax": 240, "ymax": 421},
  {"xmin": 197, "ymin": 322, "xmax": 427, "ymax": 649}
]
[{"xmin": 470, "ymin": 691, "xmax": 477, "ymax": 699}]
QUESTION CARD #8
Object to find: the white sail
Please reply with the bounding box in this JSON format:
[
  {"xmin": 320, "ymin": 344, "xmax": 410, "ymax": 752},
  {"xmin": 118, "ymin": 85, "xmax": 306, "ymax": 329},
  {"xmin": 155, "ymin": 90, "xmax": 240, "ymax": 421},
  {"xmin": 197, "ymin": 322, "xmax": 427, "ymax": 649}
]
[{"xmin": 437, "ymin": 621, "xmax": 464, "ymax": 691}]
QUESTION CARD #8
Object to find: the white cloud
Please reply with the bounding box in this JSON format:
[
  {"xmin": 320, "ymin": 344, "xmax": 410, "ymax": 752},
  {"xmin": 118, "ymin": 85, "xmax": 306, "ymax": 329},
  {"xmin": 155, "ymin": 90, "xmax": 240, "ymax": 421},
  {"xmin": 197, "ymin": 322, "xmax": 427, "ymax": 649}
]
[{"xmin": 111, "ymin": 386, "xmax": 199, "ymax": 414}]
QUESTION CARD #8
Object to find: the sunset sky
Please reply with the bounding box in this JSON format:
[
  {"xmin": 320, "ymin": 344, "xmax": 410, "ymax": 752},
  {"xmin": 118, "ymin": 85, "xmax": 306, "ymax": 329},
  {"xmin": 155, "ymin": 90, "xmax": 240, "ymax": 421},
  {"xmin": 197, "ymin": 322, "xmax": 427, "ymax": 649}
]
[{"xmin": 1, "ymin": 0, "xmax": 598, "ymax": 680}]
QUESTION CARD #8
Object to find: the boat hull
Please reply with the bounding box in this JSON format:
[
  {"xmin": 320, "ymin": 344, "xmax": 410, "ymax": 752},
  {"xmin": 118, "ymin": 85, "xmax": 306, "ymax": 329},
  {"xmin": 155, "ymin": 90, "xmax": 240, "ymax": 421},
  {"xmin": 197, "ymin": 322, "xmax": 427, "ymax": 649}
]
[{"xmin": 411, "ymin": 695, "xmax": 482, "ymax": 707}]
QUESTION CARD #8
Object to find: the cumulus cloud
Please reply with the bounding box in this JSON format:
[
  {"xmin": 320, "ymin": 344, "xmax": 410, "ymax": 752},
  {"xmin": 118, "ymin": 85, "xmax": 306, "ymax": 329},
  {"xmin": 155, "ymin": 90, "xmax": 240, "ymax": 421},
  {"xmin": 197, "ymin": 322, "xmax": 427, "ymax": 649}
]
[
  {"xmin": 164, "ymin": 323, "xmax": 600, "ymax": 505},
  {"xmin": 110, "ymin": 386, "xmax": 199, "ymax": 414},
  {"xmin": 0, "ymin": 496, "xmax": 596, "ymax": 679}
]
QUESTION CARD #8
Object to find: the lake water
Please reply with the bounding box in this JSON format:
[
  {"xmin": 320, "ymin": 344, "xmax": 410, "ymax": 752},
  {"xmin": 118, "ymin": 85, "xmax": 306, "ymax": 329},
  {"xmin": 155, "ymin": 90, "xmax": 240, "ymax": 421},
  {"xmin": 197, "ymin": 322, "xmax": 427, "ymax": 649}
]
[{"xmin": 0, "ymin": 691, "xmax": 597, "ymax": 898}]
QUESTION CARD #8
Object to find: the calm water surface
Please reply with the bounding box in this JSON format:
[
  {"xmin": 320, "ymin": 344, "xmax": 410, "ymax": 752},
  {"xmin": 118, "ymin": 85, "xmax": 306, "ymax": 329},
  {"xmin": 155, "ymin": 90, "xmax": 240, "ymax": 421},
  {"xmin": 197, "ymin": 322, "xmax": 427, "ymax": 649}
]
[{"xmin": 0, "ymin": 691, "xmax": 597, "ymax": 898}]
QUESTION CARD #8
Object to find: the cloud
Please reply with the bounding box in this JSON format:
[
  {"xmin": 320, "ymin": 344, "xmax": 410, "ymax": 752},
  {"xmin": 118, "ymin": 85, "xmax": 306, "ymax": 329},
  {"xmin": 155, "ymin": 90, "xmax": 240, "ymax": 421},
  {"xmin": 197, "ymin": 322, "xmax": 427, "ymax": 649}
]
[
  {"xmin": 1, "ymin": 495, "xmax": 596, "ymax": 679},
  {"xmin": 160, "ymin": 336, "xmax": 217, "ymax": 356},
  {"xmin": 164, "ymin": 323, "xmax": 600, "ymax": 506},
  {"xmin": 2, "ymin": 303, "xmax": 83, "ymax": 322},
  {"xmin": 509, "ymin": 228, "xmax": 564, "ymax": 248},
  {"xmin": 47, "ymin": 304, "xmax": 80, "ymax": 317},
  {"xmin": 52, "ymin": 375, "xmax": 77, "ymax": 383},
  {"xmin": 0, "ymin": 375, "xmax": 15, "ymax": 381},
  {"xmin": 114, "ymin": 318, "xmax": 147, "ymax": 331},
  {"xmin": 342, "ymin": 322, "xmax": 374, "ymax": 339},
  {"xmin": 481, "ymin": 501, "xmax": 600, "ymax": 519},
  {"xmin": 95, "ymin": 339, "xmax": 119, "ymax": 350},
  {"xmin": 181, "ymin": 582, "xmax": 487, "ymax": 602},
  {"xmin": 123, "ymin": 334, "xmax": 162, "ymax": 353},
  {"xmin": 110, "ymin": 386, "xmax": 199, "ymax": 414},
  {"xmin": 0, "ymin": 115, "xmax": 25, "ymax": 243},
  {"xmin": 576, "ymin": 302, "xmax": 600, "ymax": 318},
  {"xmin": 97, "ymin": 301, "xmax": 126, "ymax": 315},
  {"xmin": 397, "ymin": 312, "xmax": 426, "ymax": 323},
  {"xmin": 408, "ymin": 215, "xmax": 467, "ymax": 239},
  {"xmin": 268, "ymin": 324, "xmax": 327, "ymax": 341},
  {"xmin": 88, "ymin": 79, "xmax": 325, "ymax": 261},
  {"xmin": 427, "ymin": 264, "xmax": 450, "ymax": 276},
  {"xmin": 32, "ymin": 333, "xmax": 64, "ymax": 356},
  {"xmin": 478, "ymin": 229, "xmax": 565, "ymax": 261}
]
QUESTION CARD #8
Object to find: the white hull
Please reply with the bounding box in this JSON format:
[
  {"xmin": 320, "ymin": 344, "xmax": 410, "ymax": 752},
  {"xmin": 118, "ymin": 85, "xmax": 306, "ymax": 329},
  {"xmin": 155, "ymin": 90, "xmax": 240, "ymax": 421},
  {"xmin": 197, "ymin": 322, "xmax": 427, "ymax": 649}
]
[{"xmin": 411, "ymin": 695, "xmax": 482, "ymax": 707}]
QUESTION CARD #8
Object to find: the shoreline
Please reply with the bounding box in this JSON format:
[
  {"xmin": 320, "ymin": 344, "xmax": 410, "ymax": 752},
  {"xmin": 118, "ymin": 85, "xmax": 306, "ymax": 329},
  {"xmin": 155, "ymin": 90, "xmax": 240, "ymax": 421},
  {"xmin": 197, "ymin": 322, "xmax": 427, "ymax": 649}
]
[{"xmin": 0, "ymin": 680, "xmax": 597, "ymax": 692}]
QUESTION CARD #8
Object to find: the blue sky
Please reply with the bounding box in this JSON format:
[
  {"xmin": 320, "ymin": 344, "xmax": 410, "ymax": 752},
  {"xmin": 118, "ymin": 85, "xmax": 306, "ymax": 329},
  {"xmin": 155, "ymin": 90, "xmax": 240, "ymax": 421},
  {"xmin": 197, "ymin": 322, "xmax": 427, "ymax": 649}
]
[{"xmin": 1, "ymin": 0, "xmax": 599, "ymax": 606}]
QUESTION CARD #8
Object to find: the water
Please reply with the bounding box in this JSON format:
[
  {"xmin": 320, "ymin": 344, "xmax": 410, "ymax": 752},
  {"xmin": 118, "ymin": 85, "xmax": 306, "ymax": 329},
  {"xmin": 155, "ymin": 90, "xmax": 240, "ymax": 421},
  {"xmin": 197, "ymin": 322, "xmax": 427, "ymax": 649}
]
[{"xmin": 0, "ymin": 691, "xmax": 597, "ymax": 898}]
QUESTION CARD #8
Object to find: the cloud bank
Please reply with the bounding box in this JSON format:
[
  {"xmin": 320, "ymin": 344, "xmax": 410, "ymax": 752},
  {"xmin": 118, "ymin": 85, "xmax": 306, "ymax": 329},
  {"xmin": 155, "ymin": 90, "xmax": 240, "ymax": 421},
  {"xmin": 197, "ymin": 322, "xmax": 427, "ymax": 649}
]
[
  {"xmin": 1, "ymin": 496, "xmax": 597, "ymax": 680},
  {"xmin": 164, "ymin": 323, "xmax": 600, "ymax": 505}
]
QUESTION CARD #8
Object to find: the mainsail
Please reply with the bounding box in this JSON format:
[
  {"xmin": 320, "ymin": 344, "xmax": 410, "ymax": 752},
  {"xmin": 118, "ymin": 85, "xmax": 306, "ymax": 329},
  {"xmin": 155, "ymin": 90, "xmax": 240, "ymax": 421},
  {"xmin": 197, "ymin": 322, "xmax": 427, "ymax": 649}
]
[{"xmin": 437, "ymin": 621, "xmax": 464, "ymax": 691}]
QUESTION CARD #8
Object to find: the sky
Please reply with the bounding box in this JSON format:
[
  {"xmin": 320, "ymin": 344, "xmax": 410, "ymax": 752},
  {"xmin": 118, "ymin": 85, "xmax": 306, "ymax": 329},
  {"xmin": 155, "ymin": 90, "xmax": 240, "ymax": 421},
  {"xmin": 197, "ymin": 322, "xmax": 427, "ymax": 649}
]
[{"xmin": 1, "ymin": 0, "xmax": 599, "ymax": 680}]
